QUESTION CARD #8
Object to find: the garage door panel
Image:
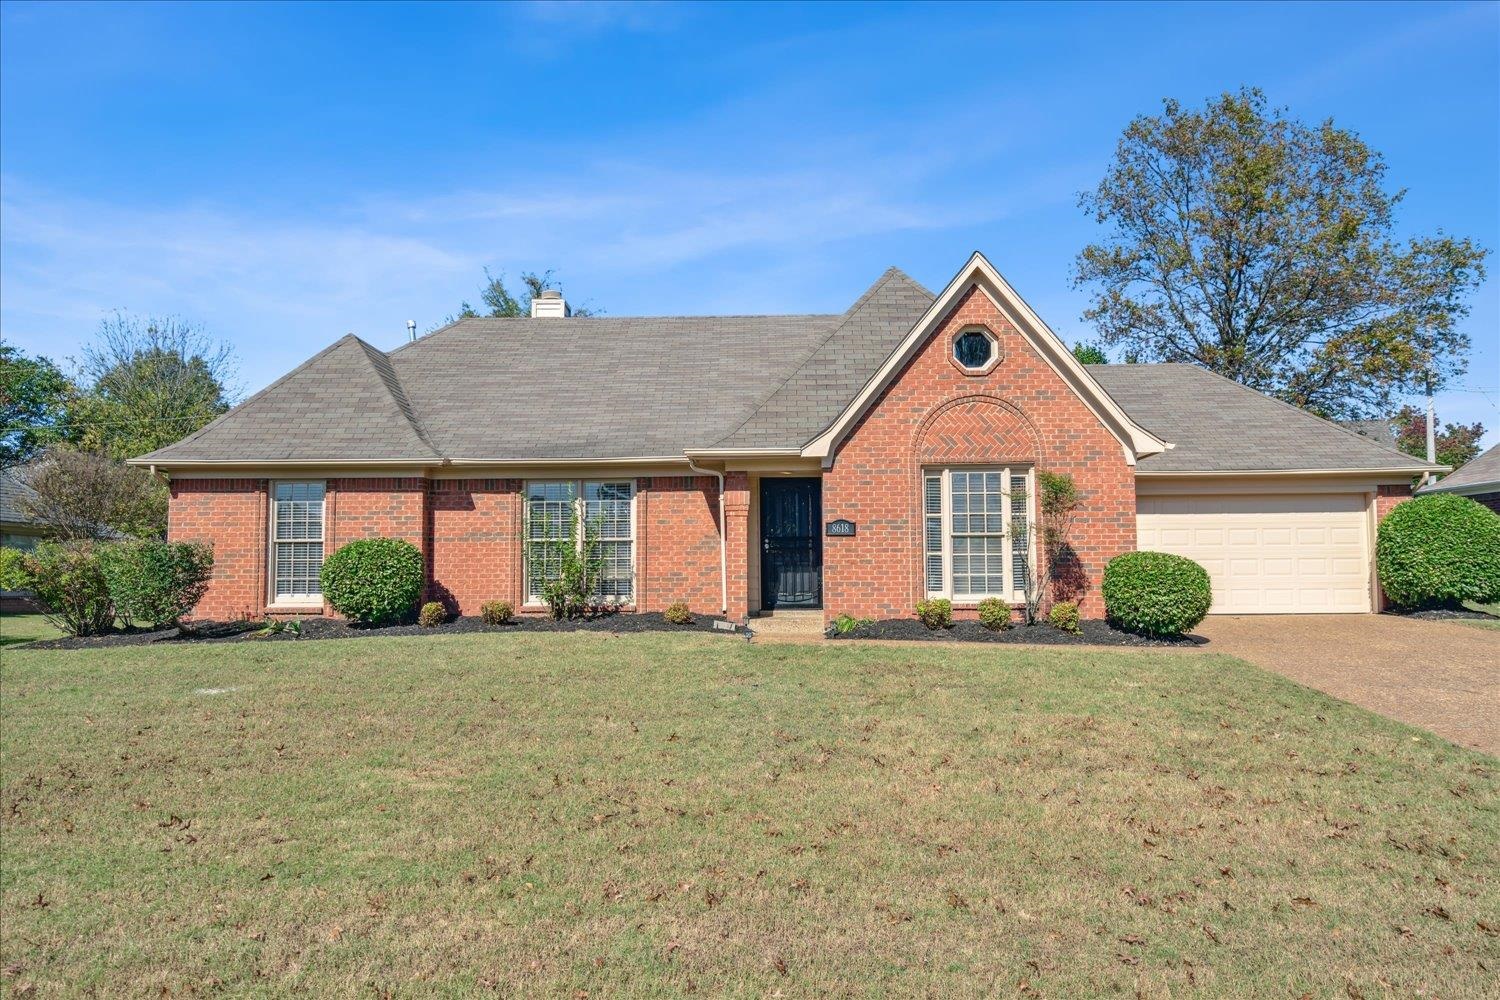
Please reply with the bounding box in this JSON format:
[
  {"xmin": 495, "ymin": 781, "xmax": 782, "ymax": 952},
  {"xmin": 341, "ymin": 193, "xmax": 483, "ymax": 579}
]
[{"xmin": 1137, "ymin": 493, "xmax": 1370, "ymax": 615}]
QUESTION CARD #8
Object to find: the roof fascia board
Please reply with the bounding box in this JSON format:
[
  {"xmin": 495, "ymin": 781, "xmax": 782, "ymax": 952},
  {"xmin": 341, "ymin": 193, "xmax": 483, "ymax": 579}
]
[
  {"xmin": 1419, "ymin": 478, "xmax": 1500, "ymax": 495},
  {"xmin": 801, "ymin": 252, "xmax": 1168, "ymax": 464},
  {"xmin": 1136, "ymin": 466, "xmax": 1447, "ymax": 478}
]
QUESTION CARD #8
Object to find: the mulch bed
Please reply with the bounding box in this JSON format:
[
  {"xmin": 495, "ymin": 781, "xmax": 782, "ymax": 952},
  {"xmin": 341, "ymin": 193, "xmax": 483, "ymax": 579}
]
[
  {"xmin": 827, "ymin": 618, "xmax": 1201, "ymax": 646},
  {"xmin": 1388, "ymin": 607, "xmax": 1499, "ymax": 622},
  {"xmin": 19, "ymin": 611, "xmax": 732, "ymax": 651}
]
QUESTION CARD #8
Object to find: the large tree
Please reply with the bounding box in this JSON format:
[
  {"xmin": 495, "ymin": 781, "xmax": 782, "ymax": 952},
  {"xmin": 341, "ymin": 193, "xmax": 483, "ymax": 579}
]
[
  {"xmin": 1074, "ymin": 88, "xmax": 1487, "ymax": 418},
  {"xmin": 69, "ymin": 313, "xmax": 237, "ymax": 460},
  {"xmin": 450, "ymin": 268, "xmax": 598, "ymax": 322},
  {"xmin": 0, "ymin": 343, "xmax": 73, "ymax": 467},
  {"xmin": 1391, "ymin": 405, "xmax": 1485, "ymax": 472}
]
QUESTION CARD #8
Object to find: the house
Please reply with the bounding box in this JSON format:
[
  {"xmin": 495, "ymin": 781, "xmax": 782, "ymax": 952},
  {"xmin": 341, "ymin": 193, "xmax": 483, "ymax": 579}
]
[
  {"xmin": 1, "ymin": 466, "xmax": 47, "ymax": 611},
  {"xmin": 1417, "ymin": 443, "xmax": 1500, "ymax": 514},
  {"xmin": 128, "ymin": 253, "xmax": 1442, "ymax": 623}
]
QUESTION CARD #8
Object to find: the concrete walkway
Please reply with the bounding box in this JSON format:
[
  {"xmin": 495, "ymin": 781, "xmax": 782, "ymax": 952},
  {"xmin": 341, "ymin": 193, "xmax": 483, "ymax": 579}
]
[{"xmin": 1194, "ymin": 614, "xmax": 1499, "ymax": 755}]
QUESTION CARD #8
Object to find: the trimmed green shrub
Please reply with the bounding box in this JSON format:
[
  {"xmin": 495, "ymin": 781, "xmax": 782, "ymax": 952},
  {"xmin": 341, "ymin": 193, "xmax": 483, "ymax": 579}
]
[
  {"xmin": 418, "ymin": 601, "xmax": 446, "ymax": 628},
  {"xmin": 1377, "ymin": 494, "xmax": 1500, "ymax": 608},
  {"xmin": 977, "ymin": 597, "xmax": 1012, "ymax": 631},
  {"xmin": 319, "ymin": 538, "xmax": 424, "ymax": 625},
  {"xmin": 480, "ymin": 600, "xmax": 513, "ymax": 626},
  {"xmin": 1102, "ymin": 551, "xmax": 1212, "ymax": 637},
  {"xmin": 0, "ymin": 547, "xmax": 30, "ymax": 593},
  {"xmin": 831, "ymin": 612, "xmax": 873, "ymax": 635},
  {"xmin": 1047, "ymin": 600, "xmax": 1081, "ymax": 634},
  {"xmin": 22, "ymin": 540, "xmax": 113, "ymax": 637},
  {"xmin": 96, "ymin": 540, "xmax": 213, "ymax": 629},
  {"xmin": 663, "ymin": 602, "xmax": 692, "ymax": 625},
  {"xmin": 915, "ymin": 598, "xmax": 952, "ymax": 630}
]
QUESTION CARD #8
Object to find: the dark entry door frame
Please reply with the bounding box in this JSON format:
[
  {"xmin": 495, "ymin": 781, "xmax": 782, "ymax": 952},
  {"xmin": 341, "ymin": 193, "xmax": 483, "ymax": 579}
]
[{"xmin": 759, "ymin": 477, "xmax": 822, "ymax": 609}]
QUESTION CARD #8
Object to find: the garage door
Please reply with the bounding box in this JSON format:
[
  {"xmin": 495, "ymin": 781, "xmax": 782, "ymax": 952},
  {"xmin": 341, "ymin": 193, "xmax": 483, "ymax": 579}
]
[{"xmin": 1137, "ymin": 494, "xmax": 1371, "ymax": 614}]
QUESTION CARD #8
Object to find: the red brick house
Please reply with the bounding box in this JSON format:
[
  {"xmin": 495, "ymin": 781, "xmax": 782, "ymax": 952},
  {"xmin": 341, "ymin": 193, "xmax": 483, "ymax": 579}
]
[{"xmin": 130, "ymin": 253, "xmax": 1440, "ymax": 624}]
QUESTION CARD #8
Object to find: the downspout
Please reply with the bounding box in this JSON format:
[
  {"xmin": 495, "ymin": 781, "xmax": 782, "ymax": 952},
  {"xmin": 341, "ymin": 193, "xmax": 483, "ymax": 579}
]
[{"xmin": 685, "ymin": 456, "xmax": 728, "ymax": 614}]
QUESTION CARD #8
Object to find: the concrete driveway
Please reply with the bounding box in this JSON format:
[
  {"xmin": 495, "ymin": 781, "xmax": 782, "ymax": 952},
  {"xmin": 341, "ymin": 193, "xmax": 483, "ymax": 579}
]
[{"xmin": 1195, "ymin": 614, "xmax": 1499, "ymax": 754}]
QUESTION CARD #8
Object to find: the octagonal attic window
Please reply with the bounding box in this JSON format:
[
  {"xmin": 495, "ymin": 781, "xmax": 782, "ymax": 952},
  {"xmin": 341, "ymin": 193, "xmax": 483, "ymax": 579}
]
[{"xmin": 954, "ymin": 330, "xmax": 996, "ymax": 371}]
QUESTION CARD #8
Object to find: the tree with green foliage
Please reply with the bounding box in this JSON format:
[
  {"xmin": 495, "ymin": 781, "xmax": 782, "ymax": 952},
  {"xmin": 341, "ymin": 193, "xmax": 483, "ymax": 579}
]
[
  {"xmin": 19, "ymin": 447, "xmax": 167, "ymax": 540},
  {"xmin": 0, "ymin": 343, "xmax": 73, "ymax": 467},
  {"xmin": 1075, "ymin": 87, "xmax": 1488, "ymax": 419},
  {"xmin": 1071, "ymin": 342, "xmax": 1108, "ymax": 365},
  {"xmin": 450, "ymin": 268, "xmax": 598, "ymax": 323},
  {"xmin": 1391, "ymin": 405, "xmax": 1485, "ymax": 472},
  {"xmin": 69, "ymin": 313, "xmax": 237, "ymax": 460}
]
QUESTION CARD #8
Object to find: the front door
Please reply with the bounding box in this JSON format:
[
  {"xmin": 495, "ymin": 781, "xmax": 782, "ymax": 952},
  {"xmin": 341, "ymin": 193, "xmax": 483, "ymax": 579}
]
[{"xmin": 760, "ymin": 478, "xmax": 822, "ymax": 609}]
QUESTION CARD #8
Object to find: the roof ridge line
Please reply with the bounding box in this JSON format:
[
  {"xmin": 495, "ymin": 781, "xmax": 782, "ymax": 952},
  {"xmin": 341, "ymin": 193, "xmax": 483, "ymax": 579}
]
[
  {"xmin": 707, "ymin": 268, "xmax": 919, "ymax": 449},
  {"xmin": 351, "ymin": 337, "xmax": 444, "ymax": 459}
]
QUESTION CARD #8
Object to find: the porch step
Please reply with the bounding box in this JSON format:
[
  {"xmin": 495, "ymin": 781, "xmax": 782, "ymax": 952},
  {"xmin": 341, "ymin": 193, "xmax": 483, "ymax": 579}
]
[{"xmin": 748, "ymin": 610, "xmax": 825, "ymax": 638}]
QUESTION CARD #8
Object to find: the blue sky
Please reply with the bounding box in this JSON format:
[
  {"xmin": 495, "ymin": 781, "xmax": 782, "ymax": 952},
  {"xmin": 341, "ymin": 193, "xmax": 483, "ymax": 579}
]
[{"xmin": 3, "ymin": 1, "xmax": 1497, "ymax": 446}]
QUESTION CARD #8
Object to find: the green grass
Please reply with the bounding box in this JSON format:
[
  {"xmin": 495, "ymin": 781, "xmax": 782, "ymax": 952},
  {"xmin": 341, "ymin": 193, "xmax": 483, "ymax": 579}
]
[
  {"xmin": 0, "ymin": 613, "xmax": 61, "ymax": 647},
  {"xmin": 1459, "ymin": 601, "xmax": 1500, "ymax": 630},
  {"xmin": 2, "ymin": 633, "xmax": 1495, "ymax": 997}
]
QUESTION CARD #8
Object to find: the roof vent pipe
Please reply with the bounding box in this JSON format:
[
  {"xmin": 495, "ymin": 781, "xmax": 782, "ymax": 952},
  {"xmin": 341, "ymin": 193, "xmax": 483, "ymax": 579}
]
[
  {"xmin": 407, "ymin": 319, "xmax": 416, "ymax": 341},
  {"xmin": 531, "ymin": 289, "xmax": 568, "ymax": 318}
]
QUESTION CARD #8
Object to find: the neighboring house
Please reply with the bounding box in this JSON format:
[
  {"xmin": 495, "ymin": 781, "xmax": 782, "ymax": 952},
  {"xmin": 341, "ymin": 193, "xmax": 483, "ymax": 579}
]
[
  {"xmin": 1418, "ymin": 443, "xmax": 1500, "ymax": 514},
  {"xmin": 1, "ymin": 466, "xmax": 46, "ymax": 611},
  {"xmin": 128, "ymin": 253, "xmax": 1442, "ymax": 623}
]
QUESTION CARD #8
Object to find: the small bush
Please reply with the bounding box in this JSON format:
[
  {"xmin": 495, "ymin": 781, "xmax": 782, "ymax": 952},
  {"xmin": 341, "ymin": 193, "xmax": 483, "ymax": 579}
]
[
  {"xmin": 831, "ymin": 613, "xmax": 864, "ymax": 635},
  {"xmin": 480, "ymin": 600, "xmax": 513, "ymax": 626},
  {"xmin": 1047, "ymin": 600, "xmax": 1081, "ymax": 634},
  {"xmin": 977, "ymin": 597, "xmax": 1012, "ymax": 631},
  {"xmin": 915, "ymin": 598, "xmax": 952, "ymax": 630},
  {"xmin": 319, "ymin": 538, "xmax": 423, "ymax": 625},
  {"xmin": 22, "ymin": 540, "xmax": 114, "ymax": 637},
  {"xmin": 0, "ymin": 547, "xmax": 30, "ymax": 593},
  {"xmin": 418, "ymin": 601, "xmax": 446, "ymax": 628},
  {"xmin": 96, "ymin": 539, "xmax": 213, "ymax": 629},
  {"xmin": 1377, "ymin": 494, "xmax": 1500, "ymax": 608},
  {"xmin": 663, "ymin": 602, "xmax": 692, "ymax": 625},
  {"xmin": 1102, "ymin": 551, "xmax": 1212, "ymax": 637}
]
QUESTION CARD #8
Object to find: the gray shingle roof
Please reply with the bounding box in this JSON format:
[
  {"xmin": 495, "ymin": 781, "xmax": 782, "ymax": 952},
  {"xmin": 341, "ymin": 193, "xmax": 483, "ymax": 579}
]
[
  {"xmin": 1088, "ymin": 364, "xmax": 1439, "ymax": 473},
  {"xmin": 1419, "ymin": 443, "xmax": 1500, "ymax": 494},
  {"xmin": 137, "ymin": 334, "xmax": 443, "ymax": 463},
  {"xmin": 134, "ymin": 268, "xmax": 1442, "ymax": 477},
  {"xmin": 1, "ymin": 466, "xmax": 40, "ymax": 528},
  {"xmin": 711, "ymin": 268, "xmax": 935, "ymax": 449},
  {"xmin": 1339, "ymin": 419, "xmax": 1397, "ymax": 448}
]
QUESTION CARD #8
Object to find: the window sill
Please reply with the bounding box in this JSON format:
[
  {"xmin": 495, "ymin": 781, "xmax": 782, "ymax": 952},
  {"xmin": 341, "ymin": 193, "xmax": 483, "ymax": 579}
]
[{"xmin": 266, "ymin": 603, "xmax": 324, "ymax": 614}]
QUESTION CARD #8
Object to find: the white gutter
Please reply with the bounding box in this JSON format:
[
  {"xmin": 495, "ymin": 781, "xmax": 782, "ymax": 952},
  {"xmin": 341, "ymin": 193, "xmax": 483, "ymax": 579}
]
[{"xmin": 686, "ymin": 455, "xmax": 728, "ymax": 614}]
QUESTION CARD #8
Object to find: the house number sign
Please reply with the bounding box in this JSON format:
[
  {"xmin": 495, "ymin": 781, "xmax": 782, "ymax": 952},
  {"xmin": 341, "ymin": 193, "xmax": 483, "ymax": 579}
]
[{"xmin": 825, "ymin": 519, "xmax": 857, "ymax": 537}]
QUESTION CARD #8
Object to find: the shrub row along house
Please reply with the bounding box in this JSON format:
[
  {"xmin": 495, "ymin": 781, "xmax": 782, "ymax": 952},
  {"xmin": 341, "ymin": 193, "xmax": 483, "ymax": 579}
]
[{"xmin": 130, "ymin": 253, "xmax": 1441, "ymax": 624}]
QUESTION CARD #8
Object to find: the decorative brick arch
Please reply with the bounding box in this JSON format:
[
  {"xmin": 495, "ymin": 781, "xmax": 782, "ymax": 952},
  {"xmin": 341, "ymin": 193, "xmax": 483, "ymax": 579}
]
[{"xmin": 912, "ymin": 392, "xmax": 1045, "ymax": 466}]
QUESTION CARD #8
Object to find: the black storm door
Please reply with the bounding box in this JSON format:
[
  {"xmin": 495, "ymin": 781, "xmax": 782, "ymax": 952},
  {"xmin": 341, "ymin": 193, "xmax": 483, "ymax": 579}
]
[{"xmin": 760, "ymin": 478, "xmax": 822, "ymax": 609}]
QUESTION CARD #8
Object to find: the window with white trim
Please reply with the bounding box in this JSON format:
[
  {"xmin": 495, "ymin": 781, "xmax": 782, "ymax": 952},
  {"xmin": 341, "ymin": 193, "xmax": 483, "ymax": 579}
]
[
  {"xmin": 271, "ymin": 481, "xmax": 325, "ymax": 603},
  {"xmin": 922, "ymin": 466, "xmax": 1032, "ymax": 602},
  {"xmin": 525, "ymin": 480, "xmax": 635, "ymax": 604}
]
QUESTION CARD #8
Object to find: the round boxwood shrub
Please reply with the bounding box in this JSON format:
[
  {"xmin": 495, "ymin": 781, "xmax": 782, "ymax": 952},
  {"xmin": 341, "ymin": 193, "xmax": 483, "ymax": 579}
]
[
  {"xmin": 1102, "ymin": 551, "xmax": 1212, "ymax": 637},
  {"xmin": 1377, "ymin": 494, "xmax": 1500, "ymax": 609},
  {"xmin": 319, "ymin": 538, "xmax": 423, "ymax": 625}
]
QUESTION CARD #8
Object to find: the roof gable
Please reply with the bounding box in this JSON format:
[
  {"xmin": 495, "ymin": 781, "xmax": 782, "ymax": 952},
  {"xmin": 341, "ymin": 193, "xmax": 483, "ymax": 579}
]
[
  {"xmin": 136, "ymin": 334, "xmax": 441, "ymax": 465},
  {"xmin": 705, "ymin": 268, "xmax": 935, "ymax": 452},
  {"xmin": 800, "ymin": 252, "xmax": 1167, "ymax": 463}
]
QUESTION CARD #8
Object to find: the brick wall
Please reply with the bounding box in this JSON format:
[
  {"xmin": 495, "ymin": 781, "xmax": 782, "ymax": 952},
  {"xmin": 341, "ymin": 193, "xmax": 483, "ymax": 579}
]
[
  {"xmin": 167, "ymin": 478, "xmax": 268, "ymax": 620},
  {"xmin": 428, "ymin": 478, "xmax": 523, "ymax": 613},
  {"xmin": 637, "ymin": 476, "xmax": 723, "ymax": 614},
  {"xmin": 1376, "ymin": 482, "xmax": 1414, "ymax": 521},
  {"xmin": 822, "ymin": 285, "xmax": 1137, "ymax": 621},
  {"xmin": 167, "ymin": 474, "xmax": 729, "ymax": 620}
]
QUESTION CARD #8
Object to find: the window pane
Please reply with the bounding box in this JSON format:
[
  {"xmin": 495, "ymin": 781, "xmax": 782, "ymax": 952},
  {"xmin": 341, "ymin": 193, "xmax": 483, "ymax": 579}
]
[
  {"xmin": 1010, "ymin": 474, "xmax": 1029, "ymax": 593},
  {"xmin": 273, "ymin": 483, "xmax": 324, "ymax": 599},
  {"xmin": 527, "ymin": 481, "xmax": 577, "ymax": 600},
  {"xmin": 584, "ymin": 481, "xmax": 633, "ymax": 602},
  {"xmin": 949, "ymin": 469, "xmax": 1006, "ymax": 597}
]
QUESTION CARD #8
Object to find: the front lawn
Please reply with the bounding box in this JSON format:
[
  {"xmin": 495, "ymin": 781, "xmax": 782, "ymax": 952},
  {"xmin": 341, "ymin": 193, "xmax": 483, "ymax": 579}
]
[
  {"xmin": 0, "ymin": 613, "xmax": 61, "ymax": 647},
  {"xmin": 2, "ymin": 634, "xmax": 1494, "ymax": 997}
]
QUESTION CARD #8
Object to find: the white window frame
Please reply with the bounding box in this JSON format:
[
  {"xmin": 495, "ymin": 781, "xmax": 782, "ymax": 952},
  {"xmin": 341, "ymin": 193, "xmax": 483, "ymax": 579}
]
[
  {"xmin": 268, "ymin": 480, "xmax": 326, "ymax": 607},
  {"xmin": 524, "ymin": 479, "xmax": 636, "ymax": 606},
  {"xmin": 923, "ymin": 466, "xmax": 1033, "ymax": 603}
]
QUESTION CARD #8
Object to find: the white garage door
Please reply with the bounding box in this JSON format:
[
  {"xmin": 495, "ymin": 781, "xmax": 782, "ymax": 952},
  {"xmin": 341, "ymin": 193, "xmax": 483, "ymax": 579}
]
[{"xmin": 1137, "ymin": 494, "xmax": 1371, "ymax": 614}]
